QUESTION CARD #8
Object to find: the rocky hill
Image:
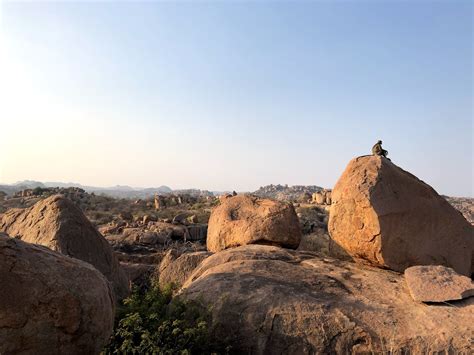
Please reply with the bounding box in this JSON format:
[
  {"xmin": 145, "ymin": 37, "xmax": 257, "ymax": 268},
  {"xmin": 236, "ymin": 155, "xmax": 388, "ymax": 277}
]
[
  {"xmin": 0, "ymin": 180, "xmax": 173, "ymax": 199},
  {"xmin": 443, "ymin": 196, "xmax": 474, "ymax": 224},
  {"xmin": 253, "ymin": 184, "xmax": 323, "ymax": 202}
]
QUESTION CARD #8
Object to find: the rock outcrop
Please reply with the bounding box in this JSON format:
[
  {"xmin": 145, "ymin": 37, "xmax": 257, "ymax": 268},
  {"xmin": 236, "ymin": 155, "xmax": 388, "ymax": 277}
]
[
  {"xmin": 0, "ymin": 233, "xmax": 115, "ymax": 354},
  {"xmin": 328, "ymin": 156, "xmax": 474, "ymax": 276},
  {"xmin": 0, "ymin": 195, "xmax": 129, "ymax": 298},
  {"xmin": 405, "ymin": 265, "xmax": 474, "ymax": 303},
  {"xmin": 156, "ymin": 251, "xmax": 211, "ymax": 288},
  {"xmin": 312, "ymin": 189, "xmax": 332, "ymax": 205},
  {"xmin": 207, "ymin": 195, "xmax": 301, "ymax": 252},
  {"xmin": 181, "ymin": 245, "xmax": 473, "ymax": 354}
]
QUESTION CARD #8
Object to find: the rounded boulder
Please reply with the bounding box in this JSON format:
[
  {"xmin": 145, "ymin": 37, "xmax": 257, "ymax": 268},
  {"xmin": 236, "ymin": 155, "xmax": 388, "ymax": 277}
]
[{"xmin": 207, "ymin": 195, "xmax": 302, "ymax": 252}]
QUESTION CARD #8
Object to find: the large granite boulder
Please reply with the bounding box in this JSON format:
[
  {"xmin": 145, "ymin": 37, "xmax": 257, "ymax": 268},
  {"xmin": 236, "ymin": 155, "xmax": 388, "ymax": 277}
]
[
  {"xmin": 0, "ymin": 233, "xmax": 115, "ymax": 354},
  {"xmin": 180, "ymin": 245, "xmax": 473, "ymax": 354},
  {"xmin": 0, "ymin": 195, "xmax": 129, "ymax": 298},
  {"xmin": 328, "ymin": 156, "xmax": 473, "ymax": 276},
  {"xmin": 207, "ymin": 195, "xmax": 301, "ymax": 252}
]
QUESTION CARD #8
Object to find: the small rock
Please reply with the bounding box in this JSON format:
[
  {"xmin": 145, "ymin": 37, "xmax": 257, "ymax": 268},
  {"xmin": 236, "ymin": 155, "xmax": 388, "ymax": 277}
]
[{"xmin": 404, "ymin": 265, "xmax": 474, "ymax": 303}]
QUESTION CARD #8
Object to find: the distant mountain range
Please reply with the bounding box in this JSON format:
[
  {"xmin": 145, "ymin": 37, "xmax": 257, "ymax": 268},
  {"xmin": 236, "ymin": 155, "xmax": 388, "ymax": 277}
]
[
  {"xmin": 0, "ymin": 180, "xmax": 173, "ymax": 199},
  {"xmin": 0, "ymin": 180, "xmax": 330, "ymax": 201}
]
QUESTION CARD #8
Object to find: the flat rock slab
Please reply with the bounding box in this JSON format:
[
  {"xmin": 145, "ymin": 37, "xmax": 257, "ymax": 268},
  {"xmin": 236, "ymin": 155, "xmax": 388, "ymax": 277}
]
[{"xmin": 405, "ymin": 265, "xmax": 474, "ymax": 303}]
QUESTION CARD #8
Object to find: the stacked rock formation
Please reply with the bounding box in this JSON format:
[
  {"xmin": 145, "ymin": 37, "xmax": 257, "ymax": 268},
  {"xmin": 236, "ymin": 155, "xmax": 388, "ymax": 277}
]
[{"xmin": 312, "ymin": 189, "xmax": 332, "ymax": 205}]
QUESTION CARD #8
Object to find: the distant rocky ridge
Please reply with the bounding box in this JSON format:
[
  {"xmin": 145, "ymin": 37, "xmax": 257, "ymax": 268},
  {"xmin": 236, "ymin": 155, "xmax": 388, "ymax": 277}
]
[
  {"xmin": 444, "ymin": 196, "xmax": 474, "ymax": 225},
  {"xmin": 1, "ymin": 181, "xmax": 472, "ymax": 226},
  {"xmin": 0, "ymin": 180, "xmax": 187, "ymax": 199},
  {"xmin": 253, "ymin": 184, "xmax": 323, "ymax": 201}
]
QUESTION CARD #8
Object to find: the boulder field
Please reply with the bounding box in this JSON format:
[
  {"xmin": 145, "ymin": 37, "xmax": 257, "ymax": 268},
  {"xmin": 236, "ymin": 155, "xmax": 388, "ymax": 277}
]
[
  {"xmin": 207, "ymin": 194, "xmax": 302, "ymax": 252},
  {"xmin": 328, "ymin": 156, "xmax": 474, "ymax": 276},
  {"xmin": 0, "ymin": 233, "xmax": 115, "ymax": 354},
  {"xmin": 0, "ymin": 195, "xmax": 129, "ymax": 299},
  {"xmin": 180, "ymin": 245, "xmax": 474, "ymax": 354}
]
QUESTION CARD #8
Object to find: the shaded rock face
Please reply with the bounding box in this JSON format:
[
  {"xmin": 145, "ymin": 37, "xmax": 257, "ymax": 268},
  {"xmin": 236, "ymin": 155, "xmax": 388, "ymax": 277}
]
[
  {"xmin": 405, "ymin": 265, "xmax": 474, "ymax": 303},
  {"xmin": 207, "ymin": 195, "xmax": 302, "ymax": 253},
  {"xmin": 156, "ymin": 251, "xmax": 211, "ymax": 289},
  {"xmin": 0, "ymin": 195, "xmax": 129, "ymax": 299},
  {"xmin": 328, "ymin": 156, "xmax": 474, "ymax": 277},
  {"xmin": 181, "ymin": 245, "xmax": 473, "ymax": 354},
  {"xmin": 186, "ymin": 224, "xmax": 207, "ymax": 242},
  {"xmin": 120, "ymin": 262, "xmax": 155, "ymax": 290},
  {"xmin": 0, "ymin": 233, "xmax": 115, "ymax": 355}
]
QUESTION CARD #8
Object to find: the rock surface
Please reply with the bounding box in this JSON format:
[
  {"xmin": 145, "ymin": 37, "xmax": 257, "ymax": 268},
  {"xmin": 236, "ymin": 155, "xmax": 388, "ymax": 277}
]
[
  {"xmin": 181, "ymin": 245, "xmax": 474, "ymax": 354},
  {"xmin": 0, "ymin": 194, "xmax": 129, "ymax": 298},
  {"xmin": 207, "ymin": 195, "xmax": 301, "ymax": 252},
  {"xmin": 0, "ymin": 233, "xmax": 115, "ymax": 354},
  {"xmin": 328, "ymin": 156, "xmax": 474, "ymax": 276},
  {"xmin": 405, "ymin": 265, "xmax": 474, "ymax": 303},
  {"xmin": 156, "ymin": 251, "xmax": 211, "ymax": 288}
]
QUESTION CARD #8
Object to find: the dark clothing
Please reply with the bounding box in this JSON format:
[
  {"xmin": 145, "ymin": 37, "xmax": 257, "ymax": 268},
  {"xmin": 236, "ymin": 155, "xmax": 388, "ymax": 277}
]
[{"xmin": 372, "ymin": 143, "xmax": 388, "ymax": 157}]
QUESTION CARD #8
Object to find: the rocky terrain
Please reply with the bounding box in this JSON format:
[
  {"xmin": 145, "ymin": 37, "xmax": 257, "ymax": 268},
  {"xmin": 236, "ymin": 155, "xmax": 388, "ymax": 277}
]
[
  {"xmin": 253, "ymin": 184, "xmax": 323, "ymax": 202},
  {"xmin": 0, "ymin": 156, "xmax": 473, "ymax": 354},
  {"xmin": 444, "ymin": 196, "xmax": 474, "ymax": 224},
  {"xmin": 0, "ymin": 180, "xmax": 217, "ymax": 199}
]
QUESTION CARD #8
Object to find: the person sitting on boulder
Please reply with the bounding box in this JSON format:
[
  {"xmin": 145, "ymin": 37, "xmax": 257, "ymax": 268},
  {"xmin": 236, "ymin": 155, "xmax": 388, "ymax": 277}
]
[{"xmin": 372, "ymin": 140, "xmax": 389, "ymax": 159}]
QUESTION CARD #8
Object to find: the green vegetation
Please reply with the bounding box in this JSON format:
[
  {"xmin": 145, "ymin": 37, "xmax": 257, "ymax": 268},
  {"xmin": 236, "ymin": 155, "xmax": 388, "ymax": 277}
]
[{"xmin": 103, "ymin": 285, "xmax": 230, "ymax": 355}]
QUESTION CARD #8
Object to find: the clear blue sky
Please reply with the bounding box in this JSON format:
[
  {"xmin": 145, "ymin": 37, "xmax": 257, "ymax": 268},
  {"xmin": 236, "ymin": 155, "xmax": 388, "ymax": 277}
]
[{"xmin": 0, "ymin": 0, "xmax": 472, "ymax": 196}]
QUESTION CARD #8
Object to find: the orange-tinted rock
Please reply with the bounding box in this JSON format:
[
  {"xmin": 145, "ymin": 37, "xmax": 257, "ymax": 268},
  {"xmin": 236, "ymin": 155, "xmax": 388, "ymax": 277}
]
[
  {"xmin": 155, "ymin": 251, "xmax": 211, "ymax": 288},
  {"xmin": 181, "ymin": 245, "xmax": 474, "ymax": 353},
  {"xmin": 328, "ymin": 156, "xmax": 473, "ymax": 276},
  {"xmin": 207, "ymin": 195, "xmax": 301, "ymax": 252},
  {"xmin": 0, "ymin": 195, "xmax": 129, "ymax": 298},
  {"xmin": 405, "ymin": 265, "xmax": 474, "ymax": 302},
  {"xmin": 0, "ymin": 233, "xmax": 114, "ymax": 354}
]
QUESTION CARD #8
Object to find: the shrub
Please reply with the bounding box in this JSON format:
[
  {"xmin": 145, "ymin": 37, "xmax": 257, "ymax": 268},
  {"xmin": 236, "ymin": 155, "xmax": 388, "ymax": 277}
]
[{"xmin": 103, "ymin": 284, "xmax": 229, "ymax": 355}]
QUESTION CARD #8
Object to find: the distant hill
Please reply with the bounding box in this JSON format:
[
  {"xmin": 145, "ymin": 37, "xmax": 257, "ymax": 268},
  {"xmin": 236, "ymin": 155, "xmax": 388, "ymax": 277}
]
[
  {"xmin": 0, "ymin": 180, "xmax": 173, "ymax": 199},
  {"xmin": 253, "ymin": 184, "xmax": 323, "ymax": 202}
]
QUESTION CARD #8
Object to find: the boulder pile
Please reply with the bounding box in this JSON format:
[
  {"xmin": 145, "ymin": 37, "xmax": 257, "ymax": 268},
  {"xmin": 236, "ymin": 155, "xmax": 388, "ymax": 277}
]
[{"xmin": 311, "ymin": 189, "xmax": 332, "ymax": 205}]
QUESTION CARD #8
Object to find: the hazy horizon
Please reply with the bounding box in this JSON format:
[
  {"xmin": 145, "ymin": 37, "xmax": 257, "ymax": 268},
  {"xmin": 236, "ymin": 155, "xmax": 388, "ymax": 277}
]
[{"xmin": 1, "ymin": 1, "xmax": 472, "ymax": 197}]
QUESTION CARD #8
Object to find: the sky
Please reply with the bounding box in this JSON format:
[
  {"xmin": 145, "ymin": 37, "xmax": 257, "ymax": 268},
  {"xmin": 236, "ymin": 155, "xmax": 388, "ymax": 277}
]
[{"xmin": 0, "ymin": 0, "xmax": 472, "ymax": 196}]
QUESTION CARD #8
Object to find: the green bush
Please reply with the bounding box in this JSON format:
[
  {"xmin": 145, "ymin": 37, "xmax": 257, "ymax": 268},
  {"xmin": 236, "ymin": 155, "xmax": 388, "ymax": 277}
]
[{"xmin": 103, "ymin": 285, "xmax": 229, "ymax": 355}]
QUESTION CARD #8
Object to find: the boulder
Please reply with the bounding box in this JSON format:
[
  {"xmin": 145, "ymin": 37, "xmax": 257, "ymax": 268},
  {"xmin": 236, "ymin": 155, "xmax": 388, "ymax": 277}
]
[
  {"xmin": 0, "ymin": 233, "xmax": 115, "ymax": 354},
  {"xmin": 405, "ymin": 265, "xmax": 474, "ymax": 303},
  {"xmin": 181, "ymin": 245, "xmax": 473, "ymax": 354},
  {"xmin": 207, "ymin": 195, "xmax": 301, "ymax": 252},
  {"xmin": 172, "ymin": 212, "xmax": 191, "ymax": 225},
  {"xmin": 325, "ymin": 191, "xmax": 332, "ymax": 205},
  {"xmin": 186, "ymin": 224, "xmax": 208, "ymax": 242},
  {"xmin": 156, "ymin": 251, "xmax": 211, "ymax": 288},
  {"xmin": 312, "ymin": 192, "xmax": 325, "ymax": 204},
  {"xmin": 0, "ymin": 195, "xmax": 129, "ymax": 299},
  {"xmin": 328, "ymin": 156, "xmax": 474, "ymax": 276}
]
